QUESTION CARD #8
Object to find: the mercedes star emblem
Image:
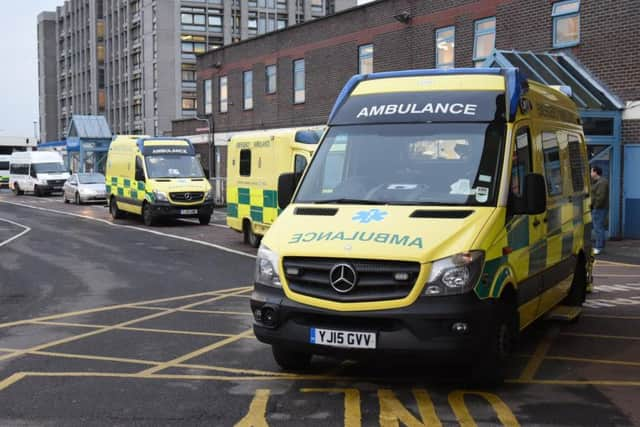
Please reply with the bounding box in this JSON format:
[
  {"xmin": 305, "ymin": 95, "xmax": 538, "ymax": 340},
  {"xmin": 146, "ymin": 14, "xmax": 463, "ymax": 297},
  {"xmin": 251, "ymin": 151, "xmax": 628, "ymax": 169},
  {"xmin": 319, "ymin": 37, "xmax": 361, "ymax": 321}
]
[
  {"xmin": 184, "ymin": 193, "xmax": 191, "ymax": 200},
  {"xmin": 329, "ymin": 263, "xmax": 358, "ymax": 293}
]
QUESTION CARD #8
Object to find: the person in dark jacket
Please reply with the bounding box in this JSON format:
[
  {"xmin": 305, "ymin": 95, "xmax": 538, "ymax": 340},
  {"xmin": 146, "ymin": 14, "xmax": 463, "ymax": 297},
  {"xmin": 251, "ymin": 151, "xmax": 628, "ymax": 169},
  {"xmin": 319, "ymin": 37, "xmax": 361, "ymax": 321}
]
[{"xmin": 590, "ymin": 166, "xmax": 609, "ymax": 255}]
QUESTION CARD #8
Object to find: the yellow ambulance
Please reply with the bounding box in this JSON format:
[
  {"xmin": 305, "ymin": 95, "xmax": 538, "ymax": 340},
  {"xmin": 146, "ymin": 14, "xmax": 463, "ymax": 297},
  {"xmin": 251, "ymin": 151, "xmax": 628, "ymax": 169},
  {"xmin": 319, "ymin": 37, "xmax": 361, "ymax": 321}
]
[
  {"xmin": 250, "ymin": 68, "xmax": 593, "ymax": 382},
  {"xmin": 226, "ymin": 129, "xmax": 320, "ymax": 247},
  {"xmin": 106, "ymin": 135, "xmax": 213, "ymax": 226}
]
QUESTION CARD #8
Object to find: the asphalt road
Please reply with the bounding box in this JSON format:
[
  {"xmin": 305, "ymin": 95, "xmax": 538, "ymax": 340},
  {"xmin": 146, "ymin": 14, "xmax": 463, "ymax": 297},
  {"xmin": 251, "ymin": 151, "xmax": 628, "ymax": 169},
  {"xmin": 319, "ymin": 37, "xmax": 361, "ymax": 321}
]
[{"xmin": 1, "ymin": 191, "xmax": 639, "ymax": 426}]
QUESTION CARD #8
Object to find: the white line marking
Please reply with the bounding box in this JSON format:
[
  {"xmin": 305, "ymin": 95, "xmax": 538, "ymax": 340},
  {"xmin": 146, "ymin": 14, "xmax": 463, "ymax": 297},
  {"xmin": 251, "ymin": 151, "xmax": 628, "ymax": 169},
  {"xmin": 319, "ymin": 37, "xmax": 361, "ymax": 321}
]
[
  {"xmin": 0, "ymin": 217, "xmax": 31, "ymax": 248},
  {"xmin": 0, "ymin": 200, "xmax": 255, "ymax": 259}
]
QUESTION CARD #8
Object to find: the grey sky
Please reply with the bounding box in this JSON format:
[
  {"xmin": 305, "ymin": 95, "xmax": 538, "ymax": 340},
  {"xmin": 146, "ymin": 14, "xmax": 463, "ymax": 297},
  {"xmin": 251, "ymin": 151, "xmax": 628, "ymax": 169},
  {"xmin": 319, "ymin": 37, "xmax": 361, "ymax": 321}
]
[{"xmin": 0, "ymin": 1, "xmax": 61, "ymax": 139}]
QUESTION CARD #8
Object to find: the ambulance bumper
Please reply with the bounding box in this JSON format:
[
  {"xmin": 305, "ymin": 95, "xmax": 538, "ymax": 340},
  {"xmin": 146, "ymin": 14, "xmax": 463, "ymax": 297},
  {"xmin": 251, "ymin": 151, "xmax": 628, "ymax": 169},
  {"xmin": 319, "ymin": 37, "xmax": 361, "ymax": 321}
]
[
  {"xmin": 251, "ymin": 283, "xmax": 496, "ymax": 361},
  {"xmin": 149, "ymin": 200, "xmax": 214, "ymax": 218}
]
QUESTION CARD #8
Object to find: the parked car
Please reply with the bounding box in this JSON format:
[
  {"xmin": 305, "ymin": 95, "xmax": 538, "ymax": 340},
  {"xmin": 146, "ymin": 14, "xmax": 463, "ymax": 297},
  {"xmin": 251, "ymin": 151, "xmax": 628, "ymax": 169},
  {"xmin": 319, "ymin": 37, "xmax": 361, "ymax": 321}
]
[{"xmin": 63, "ymin": 173, "xmax": 107, "ymax": 204}]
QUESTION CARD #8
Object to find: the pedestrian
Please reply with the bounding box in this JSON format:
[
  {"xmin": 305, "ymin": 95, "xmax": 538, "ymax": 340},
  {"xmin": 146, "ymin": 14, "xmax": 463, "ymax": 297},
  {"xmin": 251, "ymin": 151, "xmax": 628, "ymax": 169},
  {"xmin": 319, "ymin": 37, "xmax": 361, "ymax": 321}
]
[{"xmin": 590, "ymin": 166, "xmax": 609, "ymax": 255}]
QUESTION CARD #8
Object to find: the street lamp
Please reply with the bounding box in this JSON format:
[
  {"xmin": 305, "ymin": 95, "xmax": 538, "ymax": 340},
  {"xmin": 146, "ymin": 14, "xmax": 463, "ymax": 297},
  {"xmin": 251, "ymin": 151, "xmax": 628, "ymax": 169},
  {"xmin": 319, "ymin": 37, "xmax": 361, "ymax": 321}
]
[{"xmin": 193, "ymin": 116, "xmax": 214, "ymax": 179}]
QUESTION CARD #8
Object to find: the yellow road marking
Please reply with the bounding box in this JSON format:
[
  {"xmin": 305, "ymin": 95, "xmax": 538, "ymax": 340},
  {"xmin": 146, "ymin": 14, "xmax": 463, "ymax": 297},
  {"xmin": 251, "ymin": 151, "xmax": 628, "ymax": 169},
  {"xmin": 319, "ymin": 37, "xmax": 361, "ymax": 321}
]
[
  {"xmin": 0, "ymin": 289, "xmax": 251, "ymax": 364},
  {"xmin": 134, "ymin": 306, "xmax": 254, "ymax": 316},
  {"xmin": 544, "ymin": 355, "xmax": 640, "ymax": 367},
  {"xmin": 32, "ymin": 320, "xmax": 256, "ymax": 339},
  {"xmin": 0, "ymin": 286, "xmax": 251, "ymax": 329},
  {"xmin": 448, "ymin": 390, "xmax": 520, "ymax": 427},
  {"xmin": 583, "ymin": 314, "xmax": 640, "ymax": 320},
  {"xmin": 560, "ymin": 332, "xmax": 640, "ymax": 341},
  {"xmin": 519, "ymin": 329, "xmax": 557, "ymax": 381},
  {"xmin": 594, "ymin": 260, "xmax": 640, "ymax": 268},
  {"xmin": 0, "ymin": 373, "xmax": 26, "ymax": 391},
  {"xmin": 593, "ymin": 274, "xmax": 640, "ymax": 277},
  {"xmin": 234, "ymin": 389, "xmax": 270, "ymax": 427},
  {"xmin": 507, "ymin": 379, "xmax": 640, "ymax": 386},
  {"xmin": 138, "ymin": 329, "xmax": 255, "ymax": 375},
  {"xmin": 378, "ymin": 388, "xmax": 442, "ymax": 427}
]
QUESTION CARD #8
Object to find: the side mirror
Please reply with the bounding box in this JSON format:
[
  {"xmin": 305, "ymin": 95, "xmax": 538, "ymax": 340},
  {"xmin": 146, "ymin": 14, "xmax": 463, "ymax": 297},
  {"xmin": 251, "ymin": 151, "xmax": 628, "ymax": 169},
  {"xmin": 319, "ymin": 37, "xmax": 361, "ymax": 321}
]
[
  {"xmin": 278, "ymin": 172, "xmax": 300, "ymax": 209},
  {"xmin": 135, "ymin": 168, "xmax": 146, "ymax": 182}
]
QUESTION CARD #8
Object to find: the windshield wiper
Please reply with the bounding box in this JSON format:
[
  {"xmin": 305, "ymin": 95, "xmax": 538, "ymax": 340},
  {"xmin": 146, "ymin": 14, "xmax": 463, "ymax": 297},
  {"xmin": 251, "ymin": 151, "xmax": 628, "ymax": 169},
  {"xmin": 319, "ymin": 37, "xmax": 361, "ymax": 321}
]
[{"xmin": 311, "ymin": 198, "xmax": 384, "ymax": 205}]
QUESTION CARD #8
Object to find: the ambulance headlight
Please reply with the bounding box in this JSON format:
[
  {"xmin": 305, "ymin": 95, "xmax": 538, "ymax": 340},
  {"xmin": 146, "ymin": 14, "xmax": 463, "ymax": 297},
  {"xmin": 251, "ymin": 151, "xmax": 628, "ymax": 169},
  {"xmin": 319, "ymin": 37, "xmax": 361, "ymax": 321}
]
[
  {"xmin": 255, "ymin": 245, "xmax": 282, "ymax": 288},
  {"xmin": 424, "ymin": 251, "xmax": 484, "ymax": 296},
  {"xmin": 153, "ymin": 190, "xmax": 168, "ymax": 202}
]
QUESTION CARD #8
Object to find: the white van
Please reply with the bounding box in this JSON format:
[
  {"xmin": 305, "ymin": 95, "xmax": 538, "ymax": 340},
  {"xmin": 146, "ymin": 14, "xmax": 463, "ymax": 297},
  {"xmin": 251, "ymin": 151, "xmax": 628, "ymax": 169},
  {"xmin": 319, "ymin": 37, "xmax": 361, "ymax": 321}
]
[
  {"xmin": 0, "ymin": 155, "xmax": 9, "ymax": 188},
  {"xmin": 9, "ymin": 151, "xmax": 70, "ymax": 196}
]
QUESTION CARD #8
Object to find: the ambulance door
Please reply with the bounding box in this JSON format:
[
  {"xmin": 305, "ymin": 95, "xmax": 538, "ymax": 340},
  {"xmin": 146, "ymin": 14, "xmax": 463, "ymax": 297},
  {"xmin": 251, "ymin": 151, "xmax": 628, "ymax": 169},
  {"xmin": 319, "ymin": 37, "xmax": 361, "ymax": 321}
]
[{"xmin": 508, "ymin": 124, "xmax": 544, "ymax": 327}]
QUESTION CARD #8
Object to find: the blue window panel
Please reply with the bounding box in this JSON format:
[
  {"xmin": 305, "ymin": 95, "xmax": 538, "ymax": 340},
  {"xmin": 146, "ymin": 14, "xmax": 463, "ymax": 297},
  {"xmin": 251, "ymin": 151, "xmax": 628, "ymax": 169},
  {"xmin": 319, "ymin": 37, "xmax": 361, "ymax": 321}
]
[{"xmin": 473, "ymin": 17, "xmax": 496, "ymax": 62}]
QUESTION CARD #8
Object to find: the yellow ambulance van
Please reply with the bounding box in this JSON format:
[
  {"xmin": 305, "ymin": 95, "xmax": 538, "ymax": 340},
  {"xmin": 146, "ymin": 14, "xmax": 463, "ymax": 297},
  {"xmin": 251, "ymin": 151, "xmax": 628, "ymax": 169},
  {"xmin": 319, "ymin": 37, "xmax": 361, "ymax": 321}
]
[
  {"xmin": 226, "ymin": 129, "xmax": 320, "ymax": 247},
  {"xmin": 250, "ymin": 68, "xmax": 593, "ymax": 382},
  {"xmin": 106, "ymin": 135, "xmax": 213, "ymax": 226}
]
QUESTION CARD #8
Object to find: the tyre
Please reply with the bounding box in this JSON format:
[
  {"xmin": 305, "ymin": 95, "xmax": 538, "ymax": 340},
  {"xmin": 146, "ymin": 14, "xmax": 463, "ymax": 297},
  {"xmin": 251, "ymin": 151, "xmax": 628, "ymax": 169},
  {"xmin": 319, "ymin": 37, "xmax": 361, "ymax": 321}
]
[
  {"xmin": 563, "ymin": 256, "xmax": 587, "ymax": 307},
  {"xmin": 198, "ymin": 214, "xmax": 210, "ymax": 225},
  {"xmin": 272, "ymin": 346, "xmax": 312, "ymax": 371},
  {"xmin": 109, "ymin": 197, "xmax": 124, "ymax": 220},
  {"xmin": 244, "ymin": 221, "xmax": 262, "ymax": 248},
  {"xmin": 142, "ymin": 202, "xmax": 156, "ymax": 226},
  {"xmin": 74, "ymin": 192, "xmax": 81, "ymax": 205},
  {"xmin": 473, "ymin": 299, "xmax": 519, "ymax": 385},
  {"xmin": 35, "ymin": 185, "xmax": 43, "ymax": 197},
  {"xmin": 13, "ymin": 184, "xmax": 23, "ymax": 196}
]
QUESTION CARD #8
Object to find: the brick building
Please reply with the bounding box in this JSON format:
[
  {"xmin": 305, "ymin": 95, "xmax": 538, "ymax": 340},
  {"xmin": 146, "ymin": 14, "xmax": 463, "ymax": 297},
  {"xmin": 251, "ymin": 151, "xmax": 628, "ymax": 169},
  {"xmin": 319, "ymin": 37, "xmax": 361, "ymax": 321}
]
[{"xmin": 179, "ymin": 0, "xmax": 640, "ymax": 238}]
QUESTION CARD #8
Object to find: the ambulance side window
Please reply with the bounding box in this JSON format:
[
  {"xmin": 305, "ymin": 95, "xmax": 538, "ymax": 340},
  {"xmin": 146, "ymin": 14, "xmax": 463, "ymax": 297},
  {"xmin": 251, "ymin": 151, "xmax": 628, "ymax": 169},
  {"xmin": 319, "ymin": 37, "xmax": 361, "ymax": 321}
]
[
  {"xmin": 294, "ymin": 155, "xmax": 307, "ymax": 174},
  {"xmin": 542, "ymin": 132, "xmax": 563, "ymax": 197},
  {"xmin": 510, "ymin": 127, "xmax": 532, "ymax": 199},
  {"xmin": 135, "ymin": 157, "xmax": 145, "ymax": 181},
  {"xmin": 239, "ymin": 149, "xmax": 251, "ymax": 176}
]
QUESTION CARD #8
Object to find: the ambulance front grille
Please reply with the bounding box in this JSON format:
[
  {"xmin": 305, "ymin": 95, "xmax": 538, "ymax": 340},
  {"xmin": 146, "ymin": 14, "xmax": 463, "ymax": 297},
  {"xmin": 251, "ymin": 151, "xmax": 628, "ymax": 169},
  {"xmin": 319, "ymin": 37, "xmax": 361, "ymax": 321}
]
[
  {"xmin": 282, "ymin": 257, "xmax": 420, "ymax": 302},
  {"xmin": 170, "ymin": 191, "xmax": 204, "ymax": 202}
]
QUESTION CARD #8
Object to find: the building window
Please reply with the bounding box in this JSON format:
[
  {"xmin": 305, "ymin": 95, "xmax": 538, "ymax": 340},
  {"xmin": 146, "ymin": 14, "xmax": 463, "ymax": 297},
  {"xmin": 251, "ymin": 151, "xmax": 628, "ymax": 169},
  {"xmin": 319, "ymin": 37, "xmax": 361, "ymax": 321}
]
[
  {"xmin": 204, "ymin": 79, "xmax": 212, "ymax": 114},
  {"xmin": 473, "ymin": 17, "xmax": 495, "ymax": 65},
  {"xmin": 182, "ymin": 96, "xmax": 197, "ymax": 111},
  {"xmin": 248, "ymin": 12, "xmax": 258, "ymax": 35},
  {"xmin": 358, "ymin": 44, "xmax": 373, "ymax": 74},
  {"xmin": 182, "ymin": 63, "xmax": 197, "ymax": 82},
  {"xmin": 208, "ymin": 15, "xmax": 222, "ymax": 32},
  {"xmin": 436, "ymin": 26, "xmax": 455, "ymax": 69},
  {"xmin": 265, "ymin": 64, "xmax": 277, "ymax": 94},
  {"xmin": 277, "ymin": 19, "xmax": 287, "ymax": 30},
  {"xmin": 219, "ymin": 76, "xmax": 228, "ymax": 113},
  {"xmin": 311, "ymin": 0, "xmax": 323, "ymax": 15},
  {"xmin": 293, "ymin": 59, "xmax": 305, "ymax": 104},
  {"xmin": 552, "ymin": 0, "xmax": 580, "ymax": 48},
  {"xmin": 243, "ymin": 70, "xmax": 253, "ymax": 110}
]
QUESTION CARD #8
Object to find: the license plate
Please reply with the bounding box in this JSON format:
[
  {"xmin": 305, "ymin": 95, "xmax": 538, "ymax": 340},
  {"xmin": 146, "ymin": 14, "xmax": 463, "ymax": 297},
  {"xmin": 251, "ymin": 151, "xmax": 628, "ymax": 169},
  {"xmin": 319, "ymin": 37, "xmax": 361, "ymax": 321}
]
[
  {"xmin": 309, "ymin": 327, "xmax": 376, "ymax": 349},
  {"xmin": 180, "ymin": 209, "xmax": 198, "ymax": 215}
]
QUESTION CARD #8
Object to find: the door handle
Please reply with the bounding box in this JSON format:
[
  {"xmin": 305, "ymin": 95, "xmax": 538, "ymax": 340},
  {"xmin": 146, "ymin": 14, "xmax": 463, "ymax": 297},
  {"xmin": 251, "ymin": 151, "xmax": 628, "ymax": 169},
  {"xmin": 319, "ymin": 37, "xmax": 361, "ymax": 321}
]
[{"xmin": 533, "ymin": 218, "xmax": 541, "ymax": 227}]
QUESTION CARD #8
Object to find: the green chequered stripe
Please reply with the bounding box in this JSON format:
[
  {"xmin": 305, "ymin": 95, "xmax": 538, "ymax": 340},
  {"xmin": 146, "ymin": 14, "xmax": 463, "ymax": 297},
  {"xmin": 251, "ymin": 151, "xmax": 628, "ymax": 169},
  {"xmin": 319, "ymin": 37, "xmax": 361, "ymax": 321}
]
[
  {"xmin": 250, "ymin": 206, "xmax": 263, "ymax": 222},
  {"xmin": 228, "ymin": 186, "xmax": 279, "ymax": 225},
  {"xmin": 238, "ymin": 188, "xmax": 251, "ymax": 205},
  {"xmin": 228, "ymin": 203, "xmax": 238, "ymax": 218},
  {"xmin": 107, "ymin": 175, "xmax": 147, "ymax": 203},
  {"xmin": 263, "ymin": 190, "xmax": 277, "ymax": 208}
]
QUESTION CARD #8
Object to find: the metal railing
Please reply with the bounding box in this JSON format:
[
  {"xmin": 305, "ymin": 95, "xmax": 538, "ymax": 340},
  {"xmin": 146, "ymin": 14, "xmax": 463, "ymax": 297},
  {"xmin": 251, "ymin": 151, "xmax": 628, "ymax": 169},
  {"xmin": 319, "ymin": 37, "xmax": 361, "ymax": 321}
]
[{"xmin": 209, "ymin": 177, "xmax": 226, "ymax": 207}]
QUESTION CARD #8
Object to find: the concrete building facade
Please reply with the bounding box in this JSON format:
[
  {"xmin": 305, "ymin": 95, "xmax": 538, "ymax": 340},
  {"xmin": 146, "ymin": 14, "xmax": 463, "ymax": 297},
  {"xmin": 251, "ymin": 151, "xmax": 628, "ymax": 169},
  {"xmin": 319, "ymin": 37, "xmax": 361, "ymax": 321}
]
[
  {"xmin": 38, "ymin": 0, "xmax": 352, "ymax": 141},
  {"xmin": 37, "ymin": 12, "xmax": 60, "ymax": 144},
  {"xmin": 188, "ymin": 0, "xmax": 640, "ymax": 238}
]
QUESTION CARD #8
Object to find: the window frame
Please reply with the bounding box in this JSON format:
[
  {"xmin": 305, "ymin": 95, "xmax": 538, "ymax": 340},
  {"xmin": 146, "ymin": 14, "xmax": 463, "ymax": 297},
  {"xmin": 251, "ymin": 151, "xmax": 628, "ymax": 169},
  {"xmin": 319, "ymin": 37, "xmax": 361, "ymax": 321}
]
[
  {"xmin": 243, "ymin": 70, "xmax": 253, "ymax": 110},
  {"xmin": 472, "ymin": 17, "xmax": 496, "ymax": 63},
  {"xmin": 239, "ymin": 149, "xmax": 251, "ymax": 176},
  {"xmin": 204, "ymin": 79, "xmax": 212, "ymax": 114},
  {"xmin": 265, "ymin": 64, "xmax": 277, "ymax": 94},
  {"xmin": 293, "ymin": 59, "xmax": 305, "ymax": 104},
  {"xmin": 358, "ymin": 44, "xmax": 373, "ymax": 75},
  {"xmin": 435, "ymin": 26, "xmax": 455, "ymax": 69},
  {"xmin": 552, "ymin": 0, "xmax": 580, "ymax": 48},
  {"xmin": 219, "ymin": 75, "xmax": 228, "ymax": 113}
]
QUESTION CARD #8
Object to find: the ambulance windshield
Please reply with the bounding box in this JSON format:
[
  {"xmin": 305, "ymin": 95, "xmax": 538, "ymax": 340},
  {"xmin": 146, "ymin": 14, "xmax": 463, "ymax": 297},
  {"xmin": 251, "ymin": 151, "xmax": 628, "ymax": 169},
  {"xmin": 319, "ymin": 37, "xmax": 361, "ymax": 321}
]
[
  {"xmin": 295, "ymin": 122, "xmax": 504, "ymax": 206},
  {"xmin": 145, "ymin": 155, "xmax": 205, "ymax": 179}
]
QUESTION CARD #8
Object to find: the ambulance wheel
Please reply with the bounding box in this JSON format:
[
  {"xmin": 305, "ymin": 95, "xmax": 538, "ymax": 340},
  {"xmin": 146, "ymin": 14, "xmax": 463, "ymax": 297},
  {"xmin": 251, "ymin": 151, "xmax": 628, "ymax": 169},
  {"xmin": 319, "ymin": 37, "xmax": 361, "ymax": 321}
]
[
  {"xmin": 198, "ymin": 214, "xmax": 210, "ymax": 225},
  {"xmin": 142, "ymin": 203, "xmax": 156, "ymax": 226},
  {"xmin": 244, "ymin": 221, "xmax": 262, "ymax": 248},
  {"xmin": 564, "ymin": 255, "xmax": 587, "ymax": 307},
  {"xmin": 272, "ymin": 346, "xmax": 311, "ymax": 371},
  {"xmin": 473, "ymin": 298, "xmax": 518, "ymax": 385},
  {"xmin": 13, "ymin": 184, "xmax": 23, "ymax": 196},
  {"xmin": 109, "ymin": 197, "xmax": 124, "ymax": 220}
]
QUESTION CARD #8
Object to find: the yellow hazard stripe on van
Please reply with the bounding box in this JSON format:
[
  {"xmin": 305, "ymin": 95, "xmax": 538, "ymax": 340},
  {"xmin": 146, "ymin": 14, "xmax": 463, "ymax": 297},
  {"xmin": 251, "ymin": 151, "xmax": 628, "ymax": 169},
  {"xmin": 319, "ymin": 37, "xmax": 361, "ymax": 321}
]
[
  {"xmin": 351, "ymin": 75, "xmax": 505, "ymax": 96},
  {"xmin": 227, "ymin": 186, "xmax": 278, "ymax": 225},
  {"xmin": 106, "ymin": 176, "xmax": 147, "ymax": 202},
  {"xmin": 475, "ymin": 194, "xmax": 590, "ymax": 300}
]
